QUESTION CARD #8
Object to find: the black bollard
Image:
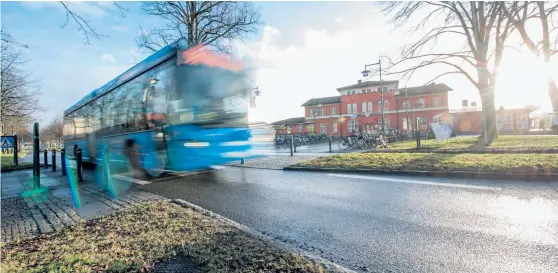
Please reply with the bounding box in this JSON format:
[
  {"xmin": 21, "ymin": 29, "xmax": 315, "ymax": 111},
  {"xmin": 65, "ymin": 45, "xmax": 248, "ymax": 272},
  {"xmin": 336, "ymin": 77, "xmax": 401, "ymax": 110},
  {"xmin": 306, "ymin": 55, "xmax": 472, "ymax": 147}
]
[
  {"xmin": 52, "ymin": 149, "xmax": 56, "ymax": 172},
  {"xmin": 14, "ymin": 134, "xmax": 18, "ymax": 166},
  {"xmin": 43, "ymin": 149, "xmax": 48, "ymax": 168},
  {"xmin": 33, "ymin": 123, "xmax": 40, "ymax": 189},
  {"xmin": 76, "ymin": 148, "xmax": 83, "ymax": 182},
  {"xmin": 293, "ymin": 136, "xmax": 297, "ymax": 153},
  {"xmin": 290, "ymin": 135, "xmax": 294, "ymax": 156},
  {"xmin": 415, "ymin": 129, "xmax": 421, "ymax": 148},
  {"xmin": 329, "ymin": 135, "xmax": 332, "ymax": 153},
  {"xmin": 61, "ymin": 148, "xmax": 66, "ymax": 176}
]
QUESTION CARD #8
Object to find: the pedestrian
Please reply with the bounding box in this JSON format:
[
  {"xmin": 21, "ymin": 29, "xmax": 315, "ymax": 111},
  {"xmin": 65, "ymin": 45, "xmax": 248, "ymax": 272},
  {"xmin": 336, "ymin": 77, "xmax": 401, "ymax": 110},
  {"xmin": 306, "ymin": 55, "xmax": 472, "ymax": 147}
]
[{"xmin": 124, "ymin": 139, "xmax": 151, "ymax": 179}]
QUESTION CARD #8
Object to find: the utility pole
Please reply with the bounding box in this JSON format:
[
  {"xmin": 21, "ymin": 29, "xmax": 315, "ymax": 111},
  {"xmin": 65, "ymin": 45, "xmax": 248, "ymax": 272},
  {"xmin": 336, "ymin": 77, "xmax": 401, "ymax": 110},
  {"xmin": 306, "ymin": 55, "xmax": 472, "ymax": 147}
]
[{"xmin": 361, "ymin": 60, "xmax": 384, "ymax": 133}]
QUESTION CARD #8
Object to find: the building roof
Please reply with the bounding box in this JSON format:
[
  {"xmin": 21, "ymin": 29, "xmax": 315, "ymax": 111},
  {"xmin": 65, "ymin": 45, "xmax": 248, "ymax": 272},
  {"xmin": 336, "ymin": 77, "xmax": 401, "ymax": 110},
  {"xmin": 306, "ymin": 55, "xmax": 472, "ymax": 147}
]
[
  {"xmin": 301, "ymin": 96, "xmax": 341, "ymax": 107},
  {"xmin": 271, "ymin": 117, "xmax": 307, "ymax": 126},
  {"xmin": 336, "ymin": 80, "xmax": 399, "ymax": 91},
  {"xmin": 396, "ymin": 83, "xmax": 453, "ymax": 97}
]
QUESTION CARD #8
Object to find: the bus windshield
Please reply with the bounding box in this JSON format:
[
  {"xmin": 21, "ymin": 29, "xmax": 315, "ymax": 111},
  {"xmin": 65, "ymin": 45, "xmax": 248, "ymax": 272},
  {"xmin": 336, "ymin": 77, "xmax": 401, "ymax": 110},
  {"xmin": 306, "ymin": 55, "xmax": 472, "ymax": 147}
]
[{"xmin": 171, "ymin": 53, "xmax": 250, "ymax": 125}]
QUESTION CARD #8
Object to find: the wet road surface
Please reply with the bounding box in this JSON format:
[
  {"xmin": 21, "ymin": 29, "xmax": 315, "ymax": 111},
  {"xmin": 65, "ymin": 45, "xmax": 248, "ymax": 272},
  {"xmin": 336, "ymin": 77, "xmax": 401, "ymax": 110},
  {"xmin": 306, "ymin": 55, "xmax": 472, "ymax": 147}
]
[{"xmin": 142, "ymin": 167, "xmax": 558, "ymax": 273}]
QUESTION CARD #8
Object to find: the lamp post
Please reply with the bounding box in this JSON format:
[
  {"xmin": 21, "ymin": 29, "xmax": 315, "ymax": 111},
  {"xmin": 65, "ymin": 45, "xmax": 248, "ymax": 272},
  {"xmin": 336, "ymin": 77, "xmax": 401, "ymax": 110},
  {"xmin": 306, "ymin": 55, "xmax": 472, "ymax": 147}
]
[{"xmin": 361, "ymin": 59, "xmax": 384, "ymax": 133}]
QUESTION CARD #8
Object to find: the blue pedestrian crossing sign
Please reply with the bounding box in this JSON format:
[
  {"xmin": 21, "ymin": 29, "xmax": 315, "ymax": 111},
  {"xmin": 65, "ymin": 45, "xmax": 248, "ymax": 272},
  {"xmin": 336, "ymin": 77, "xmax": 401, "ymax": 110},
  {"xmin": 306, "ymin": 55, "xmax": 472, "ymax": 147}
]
[{"xmin": 1, "ymin": 136, "xmax": 15, "ymax": 148}]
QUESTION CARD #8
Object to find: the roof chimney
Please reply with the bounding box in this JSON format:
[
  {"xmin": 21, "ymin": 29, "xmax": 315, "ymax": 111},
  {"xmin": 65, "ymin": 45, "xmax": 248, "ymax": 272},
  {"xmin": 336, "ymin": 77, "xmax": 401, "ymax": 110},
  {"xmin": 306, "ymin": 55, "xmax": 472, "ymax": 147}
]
[{"xmin": 358, "ymin": 80, "xmax": 362, "ymax": 84}]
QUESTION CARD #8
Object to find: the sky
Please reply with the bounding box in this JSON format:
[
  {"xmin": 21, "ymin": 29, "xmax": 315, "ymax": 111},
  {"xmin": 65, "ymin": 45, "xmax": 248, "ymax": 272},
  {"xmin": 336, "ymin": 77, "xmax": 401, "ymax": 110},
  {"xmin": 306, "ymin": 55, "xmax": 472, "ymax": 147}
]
[{"xmin": 2, "ymin": 1, "xmax": 556, "ymax": 125}]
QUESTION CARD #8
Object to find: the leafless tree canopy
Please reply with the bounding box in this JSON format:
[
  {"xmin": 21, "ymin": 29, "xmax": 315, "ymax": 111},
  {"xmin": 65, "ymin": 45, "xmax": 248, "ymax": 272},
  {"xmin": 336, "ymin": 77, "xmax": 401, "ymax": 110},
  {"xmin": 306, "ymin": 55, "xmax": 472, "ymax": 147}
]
[
  {"xmin": 137, "ymin": 1, "xmax": 262, "ymax": 53},
  {"xmin": 41, "ymin": 115, "xmax": 64, "ymax": 147},
  {"xmin": 59, "ymin": 1, "xmax": 129, "ymax": 44},
  {"xmin": 500, "ymin": 1, "xmax": 558, "ymax": 112},
  {"xmin": 1, "ymin": 31, "xmax": 42, "ymax": 136},
  {"xmin": 380, "ymin": 1, "xmax": 513, "ymax": 143}
]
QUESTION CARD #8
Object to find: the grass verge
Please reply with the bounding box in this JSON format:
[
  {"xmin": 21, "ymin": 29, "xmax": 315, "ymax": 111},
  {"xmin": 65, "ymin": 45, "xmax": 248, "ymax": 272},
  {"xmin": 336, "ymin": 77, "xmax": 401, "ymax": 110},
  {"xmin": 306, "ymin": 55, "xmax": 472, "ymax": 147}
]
[
  {"xmin": 1, "ymin": 201, "xmax": 326, "ymax": 273},
  {"xmin": 387, "ymin": 135, "xmax": 558, "ymax": 151},
  {"xmin": 296, "ymin": 153, "xmax": 558, "ymax": 173}
]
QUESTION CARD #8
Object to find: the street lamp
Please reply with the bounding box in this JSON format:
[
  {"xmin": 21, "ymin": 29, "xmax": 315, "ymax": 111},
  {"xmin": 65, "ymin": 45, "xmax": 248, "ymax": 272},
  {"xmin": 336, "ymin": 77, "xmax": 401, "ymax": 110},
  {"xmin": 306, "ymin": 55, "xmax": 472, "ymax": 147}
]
[{"xmin": 361, "ymin": 59, "xmax": 384, "ymax": 133}]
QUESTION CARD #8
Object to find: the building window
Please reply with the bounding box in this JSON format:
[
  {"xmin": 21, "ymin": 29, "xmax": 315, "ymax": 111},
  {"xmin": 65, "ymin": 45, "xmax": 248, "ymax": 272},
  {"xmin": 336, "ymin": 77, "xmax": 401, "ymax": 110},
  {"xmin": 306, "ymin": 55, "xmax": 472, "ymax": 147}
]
[
  {"xmin": 332, "ymin": 122, "xmax": 338, "ymax": 133},
  {"xmin": 362, "ymin": 89, "xmax": 366, "ymax": 93},
  {"xmin": 287, "ymin": 126, "xmax": 292, "ymax": 134},
  {"xmin": 320, "ymin": 123, "xmax": 327, "ymax": 134},
  {"xmin": 434, "ymin": 97, "xmax": 441, "ymax": 107},
  {"xmin": 298, "ymin": 124, "xmax": 303, "ymax": 132},
  {"xmin": 367, "ymin": 101, "xmax": 373, "ymax": 112},
  {"xmin": 362, "ymin": 102, "xmax": 367, "ymax": 113},
  {"xmin": 347, "ymin": 104, "xmax": 352, "ymax": 114},
  {"xmin": 402, "ymin": 118, "xmax": 411, "ymax": 130},
  {"xmin": 348, "ymin": 120, "xmax": 356, "ymax": 132},
  {"xmin": 384, "ymin": 100, "xmax": 389, "ymax": 110},
  {"xmin": 308, "ymin": 124, "xmax": 315, "ymax": 133},
  {"xmin": 377, "ymin": 100, "xmax": 383, "ymax": 110},
  {"xmin": 377, "ymin": 87, "xmax": 381, "ymax": 92},
  {"xmin": 382, "ymin": 86, "xmax": 387, "ymax": 91},
  {"xmin": 380, "ymin": 118, "xmax": 390, "ymax": 129},
  {"xmin": 402, "ymin": 100, "xmax": 410, "ymax": 109},
  {"xmin": 353, "ymin": 103, "xmax": 357, "ymax": 113},
  {"xmin": 331, "ymin": 107, "xmax": 336, "ymax": 115},
  {"xmin": 418, "ymin": 98, "xmax": 425, "ymax": 108},
  {"xmin": 367, "ymin": 89, "xmax": 371, "ymax": 93}
]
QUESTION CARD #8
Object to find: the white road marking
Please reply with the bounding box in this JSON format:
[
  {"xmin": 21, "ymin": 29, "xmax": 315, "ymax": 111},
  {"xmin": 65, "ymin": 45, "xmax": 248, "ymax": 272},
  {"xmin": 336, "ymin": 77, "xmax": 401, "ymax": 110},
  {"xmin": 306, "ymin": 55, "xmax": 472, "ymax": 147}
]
[
  {"xmin": 111, "ymin": 174, "xmax": 151, "ymax": 185},
  {"xmin": 327, "ymin": 174, "xmax": 502, "ymax": 191}
]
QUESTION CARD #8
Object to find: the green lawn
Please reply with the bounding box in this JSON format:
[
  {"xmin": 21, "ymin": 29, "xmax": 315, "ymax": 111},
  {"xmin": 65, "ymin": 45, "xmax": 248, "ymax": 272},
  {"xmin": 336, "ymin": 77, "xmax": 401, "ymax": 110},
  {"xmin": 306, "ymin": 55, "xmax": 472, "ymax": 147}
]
[
  {"xmin": 1, "ymin": 201, "xmax": 326, "ymax": 273},
  {"xmin": 1, "ymin": 152, "xmax": 29, "ymax": 167},
  {"xmin": 388, "ymin": 135, "xmax": 558, "ymax": 151},
  {"xmin": 297, "ymin": 152, "xmax": 558, "ymax": 173}
]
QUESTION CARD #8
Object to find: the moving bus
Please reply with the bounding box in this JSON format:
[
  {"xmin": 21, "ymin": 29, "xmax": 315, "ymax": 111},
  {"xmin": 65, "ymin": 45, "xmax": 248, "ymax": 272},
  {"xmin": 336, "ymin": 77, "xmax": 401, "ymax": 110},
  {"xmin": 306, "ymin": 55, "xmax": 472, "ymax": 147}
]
[{"xmin": 63, "ymin": 40, "xmax": 270, "ymax": 177}]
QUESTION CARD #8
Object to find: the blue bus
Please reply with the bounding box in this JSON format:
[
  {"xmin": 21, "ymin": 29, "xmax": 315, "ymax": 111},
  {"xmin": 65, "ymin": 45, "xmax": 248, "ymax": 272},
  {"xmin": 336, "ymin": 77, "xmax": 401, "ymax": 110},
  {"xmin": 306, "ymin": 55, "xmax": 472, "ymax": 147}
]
[{"xmin": 63, "ymin": 40, "xmax": 270, "ymax": 177}]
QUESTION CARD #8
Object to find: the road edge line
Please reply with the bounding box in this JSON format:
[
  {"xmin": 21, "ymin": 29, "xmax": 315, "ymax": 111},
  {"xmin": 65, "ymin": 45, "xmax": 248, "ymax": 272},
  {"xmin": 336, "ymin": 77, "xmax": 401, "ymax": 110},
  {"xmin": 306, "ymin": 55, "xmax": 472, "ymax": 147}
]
[
  {"xmin": 283, "ymin": 166, "xmax": 558, "ymax": 182},
  {"xmin": 171, "ymin": 199, "xmax": 355, "ymax": 273}
]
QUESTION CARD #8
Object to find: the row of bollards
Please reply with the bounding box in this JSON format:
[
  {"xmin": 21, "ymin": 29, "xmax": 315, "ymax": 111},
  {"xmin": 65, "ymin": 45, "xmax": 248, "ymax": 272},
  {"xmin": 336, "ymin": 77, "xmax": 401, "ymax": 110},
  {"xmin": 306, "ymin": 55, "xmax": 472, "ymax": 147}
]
[{"xmin": 32, "ymin": 122, "xmax": 84, "ymax": 191}]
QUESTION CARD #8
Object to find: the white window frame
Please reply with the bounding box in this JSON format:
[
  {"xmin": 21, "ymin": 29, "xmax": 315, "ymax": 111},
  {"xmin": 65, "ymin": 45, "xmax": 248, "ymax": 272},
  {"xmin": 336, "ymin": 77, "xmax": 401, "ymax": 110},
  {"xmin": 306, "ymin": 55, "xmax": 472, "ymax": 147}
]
[
  {"xmin": 362, "ymin": 102, "xmax": 367, "ymax": 113},
  {"xmin": 332, "ymin": 122, "xmax": 338, "ymax": 133},
  {"xmin": 380, "ymin": 118, "xmax": 390, "ymax": 129},
  {"xmin": 367, "ymin": 101, "xmax": 373, "ymax": 112},
  {"xmin": 353, "ymin": 103, "xmax": 357, "ymax": 113},
  {"xmin": 378, "ymin": 100, "xmax": 382, "ymax": 110},
  {"xmin": 331, "ymin": 107, "xmax": 336, "ymax": 115},
  {"xmin": 418, "ymin": 98, "xmax": 425, "ymax": 108},
  {"xmin": 320, "ymin": 123, "xmax": 327, "ymax": 134},
  {"xmin": 384, "ymin": 100, "xmax": 389, "ymax": 110},
  {"xmin": 298, "ymin": 124, "xmax": 303, "ymax": 132},
  {"xmin": 347, "ymin": 104, "xmax": 352, "ymax": 114},
  {"xmin": 348, "ymin": 120, "xmax": 356, "ymax": 132},
  {"xmin": 434, "ymin": 97, "xmax": 441, "ymax": 107}
]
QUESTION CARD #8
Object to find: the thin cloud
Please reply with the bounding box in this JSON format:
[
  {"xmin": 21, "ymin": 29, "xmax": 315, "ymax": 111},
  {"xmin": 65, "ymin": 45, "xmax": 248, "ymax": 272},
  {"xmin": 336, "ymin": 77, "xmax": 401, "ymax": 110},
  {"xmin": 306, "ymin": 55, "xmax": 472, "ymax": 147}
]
[
  {"xmin": 335, "ymin": 16, "xmax": 344, "ymax": 23},
  {"xmin": 112, "ymin": 25, "xmax": 129, "ymax": 32},
  {"xmin": 101, "ymin": 53, "xmax": 116, "ymax": 64}
]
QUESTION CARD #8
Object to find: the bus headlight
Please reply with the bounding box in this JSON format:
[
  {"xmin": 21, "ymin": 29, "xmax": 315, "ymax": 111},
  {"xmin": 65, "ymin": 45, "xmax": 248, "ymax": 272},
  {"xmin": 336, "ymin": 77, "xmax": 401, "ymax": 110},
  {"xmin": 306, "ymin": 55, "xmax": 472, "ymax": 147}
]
[{"xmin": 184, "ymin": 142, "xmax": 210, "ymax": 147}]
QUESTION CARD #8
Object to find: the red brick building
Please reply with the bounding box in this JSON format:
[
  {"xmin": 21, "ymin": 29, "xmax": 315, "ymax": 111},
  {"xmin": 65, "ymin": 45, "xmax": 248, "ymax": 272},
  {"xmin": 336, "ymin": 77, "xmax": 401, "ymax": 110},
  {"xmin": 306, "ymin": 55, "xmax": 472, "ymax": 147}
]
[{"xmin": 272, "ymin": 80, "xmax": 453, "ymax": 137}]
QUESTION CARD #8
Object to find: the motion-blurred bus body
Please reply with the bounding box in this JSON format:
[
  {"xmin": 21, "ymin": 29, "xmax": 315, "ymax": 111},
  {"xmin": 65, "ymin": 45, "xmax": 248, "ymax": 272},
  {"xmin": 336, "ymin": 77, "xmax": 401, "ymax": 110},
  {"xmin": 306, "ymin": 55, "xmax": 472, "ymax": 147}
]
[{"xmin": 63, "ymin": 40, "xmax": 271, "ymax": 176}]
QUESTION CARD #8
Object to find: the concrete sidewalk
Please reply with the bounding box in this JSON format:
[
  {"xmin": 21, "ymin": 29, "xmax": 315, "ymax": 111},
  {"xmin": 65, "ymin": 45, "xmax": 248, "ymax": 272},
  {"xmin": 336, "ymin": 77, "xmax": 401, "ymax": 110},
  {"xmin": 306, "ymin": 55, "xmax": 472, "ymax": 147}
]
[{"xmin": 1, "ymin": 169, "xmax": 166, "ymax": 244}]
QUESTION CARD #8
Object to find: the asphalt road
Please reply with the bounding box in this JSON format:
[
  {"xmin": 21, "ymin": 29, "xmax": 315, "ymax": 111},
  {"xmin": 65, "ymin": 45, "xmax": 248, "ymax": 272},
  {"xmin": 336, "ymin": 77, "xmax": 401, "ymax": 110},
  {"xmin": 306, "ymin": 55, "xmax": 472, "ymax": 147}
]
[{"xmin": 142, "ymin": 167, "xmax": 558, "ymax": 273}]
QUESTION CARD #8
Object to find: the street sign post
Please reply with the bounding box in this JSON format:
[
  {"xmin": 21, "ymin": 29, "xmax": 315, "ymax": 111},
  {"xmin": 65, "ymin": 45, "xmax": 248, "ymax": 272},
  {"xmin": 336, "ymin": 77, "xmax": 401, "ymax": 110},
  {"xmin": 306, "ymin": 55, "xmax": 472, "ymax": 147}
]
[{"xmin": 1, "ymin": 135, "xmax": 18, "ymax": 166}]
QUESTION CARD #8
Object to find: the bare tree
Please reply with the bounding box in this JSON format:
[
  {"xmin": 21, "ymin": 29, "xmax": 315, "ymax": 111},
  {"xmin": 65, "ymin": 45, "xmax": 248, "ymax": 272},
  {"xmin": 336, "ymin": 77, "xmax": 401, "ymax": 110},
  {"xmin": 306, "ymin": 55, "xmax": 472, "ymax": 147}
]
[
  {"xmin": 381, "ymin": 2, "xmax": 512, "ymax": 144},
  {"xmin": 59, "ymin": 1, "xmax": 129, "ymax": 44},
  {"xmin": 500, "ymin": 2, "xmax": 558, "ymax": 112},
  {"xmin": 1, "ymin": 31, "xmax": 42, "ymax": 136},
  {"xmin": 137, "ymin": 1, "xmax": 262, "ymax": 53}
]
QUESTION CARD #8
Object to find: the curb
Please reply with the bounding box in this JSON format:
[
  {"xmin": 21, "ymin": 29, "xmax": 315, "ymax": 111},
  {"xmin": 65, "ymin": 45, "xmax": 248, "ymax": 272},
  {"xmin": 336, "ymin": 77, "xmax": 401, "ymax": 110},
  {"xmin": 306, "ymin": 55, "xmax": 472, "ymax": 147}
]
[
  {"xmin": 283, "ymin": 166, "xmax": 558, "ymax": 182},
  {"xmin": 171, "ymin": 199, "xmax": 355, "ymax": 273},
  {"xmin": 368, "ymin": 149, "xmax": 558, "ymax": 154}
]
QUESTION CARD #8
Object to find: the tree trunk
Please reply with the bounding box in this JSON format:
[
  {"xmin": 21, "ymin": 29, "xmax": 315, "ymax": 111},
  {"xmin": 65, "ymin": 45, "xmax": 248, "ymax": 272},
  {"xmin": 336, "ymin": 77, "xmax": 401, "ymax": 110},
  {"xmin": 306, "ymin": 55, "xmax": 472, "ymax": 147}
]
[
  {"xmin": 478, "ymin": 64, "xmax": 497, "ymax": 145},
  {"xmin": 548, "ymin": 79, "xmax": 558, "ymax": 113}
]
